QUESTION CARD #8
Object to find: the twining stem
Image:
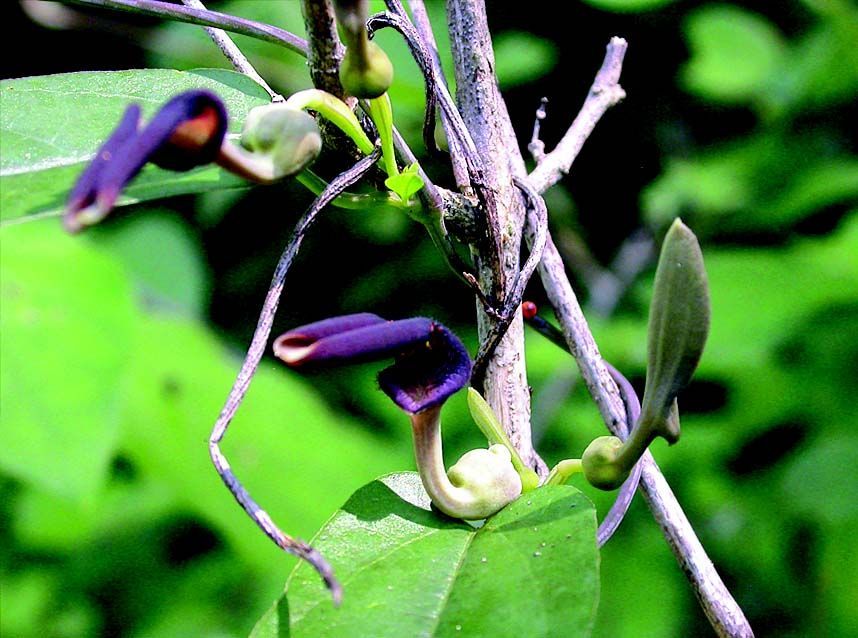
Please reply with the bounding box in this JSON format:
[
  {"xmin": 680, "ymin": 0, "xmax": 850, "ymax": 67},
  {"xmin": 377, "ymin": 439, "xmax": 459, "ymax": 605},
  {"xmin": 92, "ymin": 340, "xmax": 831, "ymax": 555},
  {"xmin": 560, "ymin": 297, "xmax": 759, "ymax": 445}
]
[
  {"xmin": 62, "ymin": 0, "xmax": 308, "ymax": 54},
  {"xmin": 207, "ymin": 149, "xmax": 380, "ymax": 606}
]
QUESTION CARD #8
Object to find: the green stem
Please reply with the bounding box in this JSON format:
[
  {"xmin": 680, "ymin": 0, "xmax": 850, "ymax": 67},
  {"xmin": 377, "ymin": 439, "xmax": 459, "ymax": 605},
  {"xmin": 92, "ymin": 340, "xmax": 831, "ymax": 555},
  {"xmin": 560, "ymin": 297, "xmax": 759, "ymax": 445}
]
[
  {"xmin": 365, "ymin": 94, "xmax": 399, "ymax": 178},
  {"xmin": 284, "ymin": 89, "xmax": 375, "ymax": 154},
  {"xmin": 467, "ymin": 388, "xmax": 539, "ymax": 492},
  {"xmin": 545, "ymin": 459, "xmax": 583, "ymax": 486}
]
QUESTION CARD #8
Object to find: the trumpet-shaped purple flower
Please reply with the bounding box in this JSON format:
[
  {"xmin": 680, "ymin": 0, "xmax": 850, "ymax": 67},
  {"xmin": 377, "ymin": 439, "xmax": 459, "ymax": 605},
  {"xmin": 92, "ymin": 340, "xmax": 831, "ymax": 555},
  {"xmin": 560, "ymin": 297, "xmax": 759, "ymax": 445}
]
[
  {"xmin": 274, "ymin": 313, "xmax": 472, "ymax": 414},
  {"xmin": 64, "ymin": 89, "xmax": 227, "ymax": 232},
  {"xmin": 276, "ymin": 313, "xmax": 522, "ymax": 520}
]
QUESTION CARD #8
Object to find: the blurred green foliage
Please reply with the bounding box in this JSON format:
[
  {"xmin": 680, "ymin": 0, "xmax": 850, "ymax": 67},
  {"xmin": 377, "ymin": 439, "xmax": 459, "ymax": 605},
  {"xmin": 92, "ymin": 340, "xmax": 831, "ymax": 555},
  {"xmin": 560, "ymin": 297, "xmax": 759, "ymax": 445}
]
[{"xmin": 1, "ymin": 1, "xmax": 856, "ymax": 637}]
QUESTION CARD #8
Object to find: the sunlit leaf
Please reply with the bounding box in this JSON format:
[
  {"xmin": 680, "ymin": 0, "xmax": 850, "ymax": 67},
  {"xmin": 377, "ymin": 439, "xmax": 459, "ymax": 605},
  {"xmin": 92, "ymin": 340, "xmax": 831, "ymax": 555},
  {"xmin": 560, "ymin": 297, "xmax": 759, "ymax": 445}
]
[
  {"xmin": 0, "ymin": 222, "xmax": 136, "ymax": 501},
  {"xmin": 118, "ymin": 313, "xmax": 407, "ymax": 573},
  {"xmin": 252, "ymin": 473, "xmax": 598, "ymax": 638},
  {"xmin": 0, "ymin": 69, "xmax": 268, "ymax": 223},
  {"xmin": 580, "ymin": 0, "xmax": 676, "ymax": 12},
  {"xmin": 494, "ymin": 31, "xmax": 557, "ymax": 88},
  {"xmin": 91, "ymin": 210, "xmax": 210, "ymax": 315}
]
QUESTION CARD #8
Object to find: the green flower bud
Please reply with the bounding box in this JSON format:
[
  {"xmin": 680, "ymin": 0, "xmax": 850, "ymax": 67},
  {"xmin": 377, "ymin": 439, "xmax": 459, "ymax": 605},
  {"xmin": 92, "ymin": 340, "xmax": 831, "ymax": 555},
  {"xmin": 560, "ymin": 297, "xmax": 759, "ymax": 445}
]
[
  {"xmin": 582, "ymin": 436, "xmax": 627, "ymax": 490},
  {"xmin": 240, "ymin": 104, "xmax": 322, "ymax": 179},
  {"xmin": 638, "ymin": 218, "xmax": 710, "ymax": 444},
  {"xmin": 340, "ymin": 40, "xmax": 394, "ymax": 99}
]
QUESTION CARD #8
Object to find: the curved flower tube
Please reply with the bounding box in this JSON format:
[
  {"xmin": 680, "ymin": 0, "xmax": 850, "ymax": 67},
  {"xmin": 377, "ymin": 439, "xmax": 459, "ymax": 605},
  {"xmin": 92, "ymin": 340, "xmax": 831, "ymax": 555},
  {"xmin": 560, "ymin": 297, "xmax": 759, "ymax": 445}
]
[
  {"xmin": 274, "ymin": 313, "xmax": 522, "ymax": 519},
  {"xmin": 64, "ymin": 89, "xmax": 227, "ymax": 232}
]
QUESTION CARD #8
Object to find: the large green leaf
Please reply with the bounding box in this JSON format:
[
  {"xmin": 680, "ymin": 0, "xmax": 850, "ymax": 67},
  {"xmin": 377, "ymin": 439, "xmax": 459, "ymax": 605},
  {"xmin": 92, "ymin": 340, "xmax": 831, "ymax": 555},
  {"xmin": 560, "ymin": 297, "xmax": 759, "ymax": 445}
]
[
  {"xmin": 92, "ymin": 210, "xmax": 210, "ymax": 315},
  {"xmin": 0, "ymin": 69, "xmax": 269, "ymax": 223},
  {"xmin": 252, "ymin": 473, "xmax": 599, "ymax": 638},
  {"xmin": 0, "ymin": 222, "xmax": 136, "ymax": 501},
  {"xmin": 682, "ymin": 6, "xmax": 785, "ymax": 104}
]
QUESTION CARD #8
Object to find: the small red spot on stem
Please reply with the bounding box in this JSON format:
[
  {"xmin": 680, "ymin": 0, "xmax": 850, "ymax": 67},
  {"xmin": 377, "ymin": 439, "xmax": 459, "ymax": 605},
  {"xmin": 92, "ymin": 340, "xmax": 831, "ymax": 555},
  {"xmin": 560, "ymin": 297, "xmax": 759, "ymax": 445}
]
[{"xmin": 522, "ymin": 301, "xmax": 538, "ymax": 320}]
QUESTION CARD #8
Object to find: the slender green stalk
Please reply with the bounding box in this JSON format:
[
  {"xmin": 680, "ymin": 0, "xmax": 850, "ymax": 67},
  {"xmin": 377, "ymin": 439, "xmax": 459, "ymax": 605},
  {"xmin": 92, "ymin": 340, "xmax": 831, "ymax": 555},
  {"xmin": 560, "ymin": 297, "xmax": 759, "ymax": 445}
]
[
  {"xmin": 366, "ymin": 94, "xmax": 399, "ymax": 177},
  {"xmin": 545, "ymin": 459, "xmax": 583, "ymax": 486},
  {"xmin": 467, "ymin": 388, "xmax": 539, "ymax": 492},
  {"xmin": 284, "ymin": 90, "xmax": 375, "ymax": 154},
  {"xmin": 296, "ymin": 171, "xmax": 399, "ymax": 212}
]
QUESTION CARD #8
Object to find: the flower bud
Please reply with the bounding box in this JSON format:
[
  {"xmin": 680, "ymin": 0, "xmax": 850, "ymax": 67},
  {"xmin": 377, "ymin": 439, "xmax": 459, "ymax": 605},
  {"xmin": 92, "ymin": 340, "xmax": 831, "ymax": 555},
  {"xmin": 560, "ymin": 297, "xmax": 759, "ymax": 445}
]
[
  {"xmin": 340, "ymin": 41, "xmax": 394, "ymax": 99},
  {"xmin": 582, "ymin": 436, "xmax": 627, "ymax": 490},
  {"xmin": 638, "ymin": 218, "xmax": 710, "ymax": 444}
]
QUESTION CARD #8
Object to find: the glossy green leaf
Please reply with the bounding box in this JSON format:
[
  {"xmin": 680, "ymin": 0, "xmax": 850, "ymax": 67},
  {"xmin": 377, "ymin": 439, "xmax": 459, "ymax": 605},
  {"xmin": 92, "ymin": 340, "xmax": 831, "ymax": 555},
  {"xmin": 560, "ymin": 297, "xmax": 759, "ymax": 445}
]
[
  {"xmin": 0, "ymin": 69, "xmax": 269, "ymax": 223},
  {"xmin": 252, "ymin": 472, "xmax": 598, "ymax": 638},
  {"xmin": 383, "ymin": 163, "xmax": 424, "ymax": 203},
  {"xmin": 682, "ymin": 6, "xmax": 786, "ymax": 103},
  {"xmin": 0, "ymin": 222, "xmax": 136, "ymax": 501}
]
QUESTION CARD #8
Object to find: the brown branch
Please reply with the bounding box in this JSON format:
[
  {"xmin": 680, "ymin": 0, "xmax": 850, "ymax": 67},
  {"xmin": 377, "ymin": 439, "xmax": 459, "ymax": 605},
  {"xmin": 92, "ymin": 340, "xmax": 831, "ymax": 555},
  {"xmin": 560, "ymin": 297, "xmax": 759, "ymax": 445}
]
[
  {"xmin": 528, "ymin": 37, "xmax": 628, "ymax": 194},
  {"xmin": 61, "ymin": 0, "xmax": 308, "ymax": 54},
  {"xmin": 300, "ymin": 0, "xmax": 347, "ymax": 99},
  {"xmin": 446, "ymin": 0, "xmax": 545, "ymax": 476}
]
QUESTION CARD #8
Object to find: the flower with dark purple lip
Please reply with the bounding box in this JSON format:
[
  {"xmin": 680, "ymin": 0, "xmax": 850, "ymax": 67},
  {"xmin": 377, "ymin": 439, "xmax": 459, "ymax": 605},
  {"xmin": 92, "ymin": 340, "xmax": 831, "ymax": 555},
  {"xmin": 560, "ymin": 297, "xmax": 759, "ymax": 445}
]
[
  {"xmin": 274, "ymin": 313, "xmax": 472, "ymax": 414},
  {"xmin": 275, "ymin": 313, "xmax": 522, "ymax": 520},
  {"xmin": 64, "ymin": 89, "xmax": 228, "ymax": 233}
]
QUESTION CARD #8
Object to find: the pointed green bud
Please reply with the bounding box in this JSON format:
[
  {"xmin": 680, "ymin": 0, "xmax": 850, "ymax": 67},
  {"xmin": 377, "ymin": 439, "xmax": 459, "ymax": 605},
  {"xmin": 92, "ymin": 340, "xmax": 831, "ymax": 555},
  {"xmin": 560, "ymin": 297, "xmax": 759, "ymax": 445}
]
[
  {"xmin": 446, "ymin": 445, "xmax": 522, "ymax": 520},
  {"xmin": 340, "ymin": 40, "xmax": 394, "ymax": 99},
  {"xmin": 239, "ymin": 104, "xmax": 322, "ymax": 179},
  {"xmin": 582, "ymin": 436, "xmax": 627, "ymax": 490},
  {"xmin": 638, "ymin": 218, "xmax": 710, "ymax": 445}
]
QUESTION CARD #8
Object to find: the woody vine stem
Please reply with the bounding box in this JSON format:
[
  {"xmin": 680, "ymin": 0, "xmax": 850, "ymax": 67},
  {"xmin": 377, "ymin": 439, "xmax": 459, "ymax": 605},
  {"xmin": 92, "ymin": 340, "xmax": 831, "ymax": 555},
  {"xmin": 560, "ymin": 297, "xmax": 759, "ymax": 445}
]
[{"xmin": 60, "ymin": 0, "xmax": 753, "ymax": 635}]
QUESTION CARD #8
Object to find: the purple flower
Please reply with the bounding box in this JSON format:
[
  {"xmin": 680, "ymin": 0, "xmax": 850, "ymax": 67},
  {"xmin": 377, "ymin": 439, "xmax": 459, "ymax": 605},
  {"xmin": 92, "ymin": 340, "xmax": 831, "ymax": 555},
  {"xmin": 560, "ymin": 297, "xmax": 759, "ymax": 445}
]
[
  {"xmin": 64, "ymin": 90, "xmax": 227, "ymax": 232},
  {"xmin": 274, "ymin": 313, "xmax": 472, "ymax": 413}
]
